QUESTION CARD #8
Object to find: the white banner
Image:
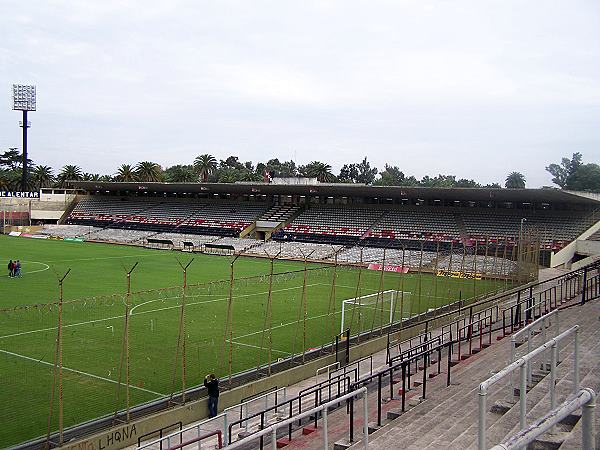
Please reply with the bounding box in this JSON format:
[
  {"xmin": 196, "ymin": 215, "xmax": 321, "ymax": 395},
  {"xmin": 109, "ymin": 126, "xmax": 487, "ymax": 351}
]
[{"xmin": 0, "ymin": 191, "xmax": 40, "ymax": 199}]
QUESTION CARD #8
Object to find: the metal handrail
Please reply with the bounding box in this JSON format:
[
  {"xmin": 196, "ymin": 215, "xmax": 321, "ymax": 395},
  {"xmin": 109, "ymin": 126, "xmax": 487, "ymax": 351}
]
[
  {"xmin": 478, "ymin": 325, "xmax": 580, "ymax": 450},
  {"xmin": 490, "ymin": 388, "xmax": 596, "ymax": 450},
  {"xmin": 225, "ymin": 387, "xmax": 369, "ymax": 450},
  {"xmin": 137, "ymin": 413, "xmax": 228, "ymax": 450},
  {"xmin": 329, "ymin": 356, "xmax": 372, "ymax": 382},
  {"xmin": 224, "ymin": 387, "xmax": 287, "ymax": 433},
  {"xmin": 228, "ymin": 376, "xmax": 352, "ymax": 445},
  {"xmin": 168, "ymin": 430, "xmax": 222, "ymax": 450},
  {"xmin": 138, "ymin": 388, "xmax": 287, "ymax": 449},
  {"xmin": 510, "ymin": 309, "xmax": 560, "ymax": 388}
]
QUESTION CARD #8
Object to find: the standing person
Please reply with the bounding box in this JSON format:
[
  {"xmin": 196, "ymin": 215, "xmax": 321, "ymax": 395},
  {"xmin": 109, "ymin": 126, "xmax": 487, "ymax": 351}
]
[
  {"xmin": 7, "ymin": 260, "xmax": 13, "ymax": 278},
  {"xmin": 15, "ymin": 260, "xmax": 21, "ymax": 277},
  {"xmin": 204, "ymin": 373, "xmax": 219, "ymax": 418}
]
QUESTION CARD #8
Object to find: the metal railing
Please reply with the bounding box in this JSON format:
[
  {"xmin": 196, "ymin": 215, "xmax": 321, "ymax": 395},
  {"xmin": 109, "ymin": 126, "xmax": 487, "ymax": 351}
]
[
  {"xmin": 329, "ymin": 355, "xmax": 373, "ymax": 383},
  {"xmin": 224, "ymin": 387, "xmax": 369, "ymax": 450},
  {"xmin": 386, "ymin": 331, "xmax": 431, "ymax": 364},
  {"xmin": 137, "ymin": 422, "xmax": 182, "ymax": 449},
  {"xmin": 168, "ymin": 430, "xmax": 222, "ymax": 450},
  {"xmin": 490, "ymin": 388, "xmax": 596, "ymax": 450},
  {"xmin": 137, "ymin": 387, "xmax": 286, "ymax": 449},
  {"xmin": 510, "ymin": 309, "xmax": 560, "ymax": 388},
  {"xmin": 315, "ymin": 361, "xmax": 340, "ymax": 383},
  {"xmin": 223, "ymin": 387, "xmax": 287, "ymax": 434},
  {"xmin": 357, "ymin": 336, "xmax": 454, "ymax": 426},
  {"xmin": 228, "ymin": 376, "xmax": 352, "ymax": 448},
  {"xmin": 138, "ymin": 413, "xmax": 229, "ymax": 450},
  {"xmin": 478, "ymin": 325, "xmax": 580, "ymax": 450}
]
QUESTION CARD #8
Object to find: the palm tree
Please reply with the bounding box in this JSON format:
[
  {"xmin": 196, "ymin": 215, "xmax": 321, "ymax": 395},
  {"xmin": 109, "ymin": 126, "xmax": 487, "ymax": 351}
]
[
  {"xmin": 135, "ymin": 161, "xmax": 163, "ymax": 182},
  {"xmin": 305, "ymin": 161, "xmax": 336, "ymax": 182},
  {"xmin": 58, "ymin": 164, "xmax": 83, "ymax": 187},
  {"xmin": 115, "ymin": 164, "xmax": 137, "ymax": 182},
  {"xmin": 82, "ymin": 173, "xmax": 102, "ymax": 181},
  {"xmin": 505, "ymin": 172, "xmax": 526, "ymax": 189},
  {"xmin": 194, "ymin": 154, "xmax": 217, "ymax": 182},
  {"xmin": 32, "ymin": 165, "xmax": 54, "ymax": 189}
]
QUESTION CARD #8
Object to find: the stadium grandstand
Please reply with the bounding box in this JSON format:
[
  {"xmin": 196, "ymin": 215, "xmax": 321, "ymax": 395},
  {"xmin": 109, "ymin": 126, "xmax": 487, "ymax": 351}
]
[
  {"xmin": 51, "ymin": 180, "xmax": 600, "ymax": 269},
  {"xmin": 4, "ymin": 180, "xmax": 600, "ymax": 450}
]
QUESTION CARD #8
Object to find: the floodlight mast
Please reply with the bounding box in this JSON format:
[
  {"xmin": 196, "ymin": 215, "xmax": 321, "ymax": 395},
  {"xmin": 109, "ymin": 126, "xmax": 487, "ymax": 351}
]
[{"xmin": 12, "ymin": 84, "xmax": 36, "ymax": 191}]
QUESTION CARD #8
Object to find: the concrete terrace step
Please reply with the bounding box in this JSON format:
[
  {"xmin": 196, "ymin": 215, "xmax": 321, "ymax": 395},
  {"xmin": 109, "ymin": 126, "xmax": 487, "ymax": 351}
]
[
  {"xmin": 483, "ymin": 330, "xmax": 600, "ymax": 450},
  {"xmin": 451, "ymin": 302, "xmax": 600, "ymax": 450},
  {"xmin": 360, "ymin": 331, "xmax": 516, "ymax": 448},
  {"xmin": 450, "ymin": 303, "xmax": 600, "ymax": 449},
  {"xmin": 353, "ymin": 298, "xmax": 600, "ymax": 450}
]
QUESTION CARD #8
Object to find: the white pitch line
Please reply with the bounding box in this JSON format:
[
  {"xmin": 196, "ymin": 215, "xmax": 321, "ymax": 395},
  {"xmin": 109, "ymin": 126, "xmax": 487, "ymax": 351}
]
[
  {"xmin": 233, "ymin": 309, "xmax": 343, "ymax": 341},
  {"xmin": 43, "ymin": 252, "xmax": 173, "ymax": 263},
  {"xmin": 0, "ymin": 348, "xmax": 165, "ymax": 397},
  {"xmin": 129, "ymin": 283, "xmax": 319, "ymax": 315},
  {"xmin": 0, "ymin": 283, "xmax": 320, "ymax": 340},
  {"xmin": 226, "ymin": 340, "xmax": 291, "ymax": 356},
  {"xmin": 0, "ymin": 314, "xmax": 125, "ymax": 340}
]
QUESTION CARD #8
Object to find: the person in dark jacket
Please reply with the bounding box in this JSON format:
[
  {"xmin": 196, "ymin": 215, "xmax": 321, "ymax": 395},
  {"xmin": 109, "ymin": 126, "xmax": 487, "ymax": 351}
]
[
  {"xmin": 8, "ymin": 260, "xmax": 13, "ymax": 277},
  {"xmin": 204, "ymin": 373, "xmax": 219, "ymax": 418}
]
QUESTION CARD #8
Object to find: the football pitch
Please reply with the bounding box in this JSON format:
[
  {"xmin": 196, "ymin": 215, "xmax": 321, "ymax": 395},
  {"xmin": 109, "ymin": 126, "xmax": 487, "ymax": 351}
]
[{"xmin": 0, "ymin": 235, "xmax": 507, "ymax": 447}]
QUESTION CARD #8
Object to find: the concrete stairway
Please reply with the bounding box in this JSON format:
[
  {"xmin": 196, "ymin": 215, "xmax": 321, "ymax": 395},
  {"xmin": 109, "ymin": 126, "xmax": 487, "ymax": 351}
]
[{"xmin": 346, "ymin": 298, "xmax": 600, "ymax": 450}]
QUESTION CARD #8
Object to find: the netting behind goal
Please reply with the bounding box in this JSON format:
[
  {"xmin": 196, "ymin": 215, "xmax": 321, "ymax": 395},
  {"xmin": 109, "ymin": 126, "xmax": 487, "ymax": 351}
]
[{"xmin": 340, "ymin": 289, "xmax": 411, "ymax": 335}]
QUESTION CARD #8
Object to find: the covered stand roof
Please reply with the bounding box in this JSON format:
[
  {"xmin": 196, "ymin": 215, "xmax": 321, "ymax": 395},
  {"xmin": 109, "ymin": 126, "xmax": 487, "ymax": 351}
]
[{"xmin": 72, "ymin": 181, "xmax": 599, "ymax": 205}]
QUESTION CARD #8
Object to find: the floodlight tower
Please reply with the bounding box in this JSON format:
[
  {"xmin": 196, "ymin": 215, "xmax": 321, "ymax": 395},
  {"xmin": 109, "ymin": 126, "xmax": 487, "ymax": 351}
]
[{"xmin": 12, "ymin": 84, "xmax": 36, "ymax": 191}]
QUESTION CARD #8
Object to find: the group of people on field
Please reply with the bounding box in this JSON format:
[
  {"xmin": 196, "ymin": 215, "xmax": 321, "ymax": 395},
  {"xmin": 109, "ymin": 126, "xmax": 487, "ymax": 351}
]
[{"xmin": 7, "ymin": 260, "xmax": 22, "ymax": 278}]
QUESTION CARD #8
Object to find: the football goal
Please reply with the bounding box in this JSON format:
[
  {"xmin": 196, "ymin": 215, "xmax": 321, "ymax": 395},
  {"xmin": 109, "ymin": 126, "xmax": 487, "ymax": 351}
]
[{"xmin": 339, "ymin": 289, "xmax": 412, "ymax": 334}]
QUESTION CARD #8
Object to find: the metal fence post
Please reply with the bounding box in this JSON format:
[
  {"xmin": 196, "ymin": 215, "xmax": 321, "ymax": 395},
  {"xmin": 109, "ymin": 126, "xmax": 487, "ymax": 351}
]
[
  {"xmin": 581, "ymin": 389, "xmax": 596, "ymax": 450},
  {"xmin": 526, "ymin": 330, "xmax": 532, "ymax": 386},
  {"xmin": 574, "ymin": 328, "xmax": 580, "ymax": 393},
  {"xmin": 550, "ymin": 344, "xmax": 557, "ymax": 411},
  {"xmin": 519, "ymin": 364, "xmax": 527, "ymax": 431},
  {"xmin": 267, "ymin": 427, "xmax": 276, "ymax": 450},
  {"xmin": 377, "ymin": 373, "xmax": 382, "ymax": 426},
  {"xmin": 478, "ymin": 390, "xmax": 487, "ymax": 450},
  {"xmin": 363, "ymin": 391, "xmax": 369, "ymax": 450},
  {"xmin": 541, "ymin": 316, "xmax": 547, "ymax": 371},
  {"xmin": 322, "ymin": 407, "xmax": 328, "ymax": 449},
  {"xmin": 581, "ymin": 267, "xmax": 588, "ymax": 305}
]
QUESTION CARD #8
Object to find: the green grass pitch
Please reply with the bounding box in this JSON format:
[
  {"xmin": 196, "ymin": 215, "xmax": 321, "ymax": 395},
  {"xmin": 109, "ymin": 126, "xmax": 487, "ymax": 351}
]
[{"xmin": 0, "ymin": 234, "xmax": 506, "ymax": 447}]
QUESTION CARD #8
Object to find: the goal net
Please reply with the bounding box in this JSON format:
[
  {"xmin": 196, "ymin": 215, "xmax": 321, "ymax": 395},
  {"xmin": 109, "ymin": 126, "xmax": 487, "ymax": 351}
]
[{"xmin": 340, "ymin": 289, "xmax": 411, "ymax": 335}]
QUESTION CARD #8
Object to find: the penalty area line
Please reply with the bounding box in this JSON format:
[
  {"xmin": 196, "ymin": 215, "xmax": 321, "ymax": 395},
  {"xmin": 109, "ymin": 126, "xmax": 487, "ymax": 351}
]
[
  {"xmin": 225, "ymin": 340, "xmax": 291, "ymax": 356},
  {"xmin": 0, "ymin": 348, "xmax": 165, "ymax": 397},
  {"xmin": 233, "ymin": 309, "xmax": 343, "ymax": 341}
]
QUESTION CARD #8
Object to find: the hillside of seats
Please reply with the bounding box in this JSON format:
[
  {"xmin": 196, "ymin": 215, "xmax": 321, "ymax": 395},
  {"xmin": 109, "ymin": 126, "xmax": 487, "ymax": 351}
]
[
  {"xmin": 63, "ymin": 197, "xmax": 598, "ymax": 259},
  {"xmin": 274, "ymin": 205, "xmax": 597, "ymax": 252},
  {"xmin": 67, "ymin": 197, "xmax": 269, "ymax": 237}
]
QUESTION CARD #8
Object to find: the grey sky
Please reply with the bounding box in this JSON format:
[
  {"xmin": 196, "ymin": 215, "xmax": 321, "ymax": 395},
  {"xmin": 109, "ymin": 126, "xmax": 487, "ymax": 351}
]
[{"xmin": 1, "ymin": 0, "xmax": 599, "ymax": 187}]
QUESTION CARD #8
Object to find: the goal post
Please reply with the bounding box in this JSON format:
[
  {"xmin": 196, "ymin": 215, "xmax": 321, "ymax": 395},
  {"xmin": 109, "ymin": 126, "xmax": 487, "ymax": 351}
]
[{"xmin": 340, "ymin": 289, "xmax": 411, "ymax": 334}]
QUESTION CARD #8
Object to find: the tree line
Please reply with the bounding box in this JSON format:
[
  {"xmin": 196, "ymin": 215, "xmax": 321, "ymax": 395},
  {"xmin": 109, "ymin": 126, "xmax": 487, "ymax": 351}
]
[{"xmin": 0, "ymin": 148, "xmax": 598, "ymax": 192}]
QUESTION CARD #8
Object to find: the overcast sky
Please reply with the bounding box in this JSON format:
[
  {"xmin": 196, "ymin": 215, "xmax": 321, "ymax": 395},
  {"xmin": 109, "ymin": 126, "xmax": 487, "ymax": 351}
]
[{"xmin": 1, "ymin": 0, "xmax": 599, "ymax": 187}]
